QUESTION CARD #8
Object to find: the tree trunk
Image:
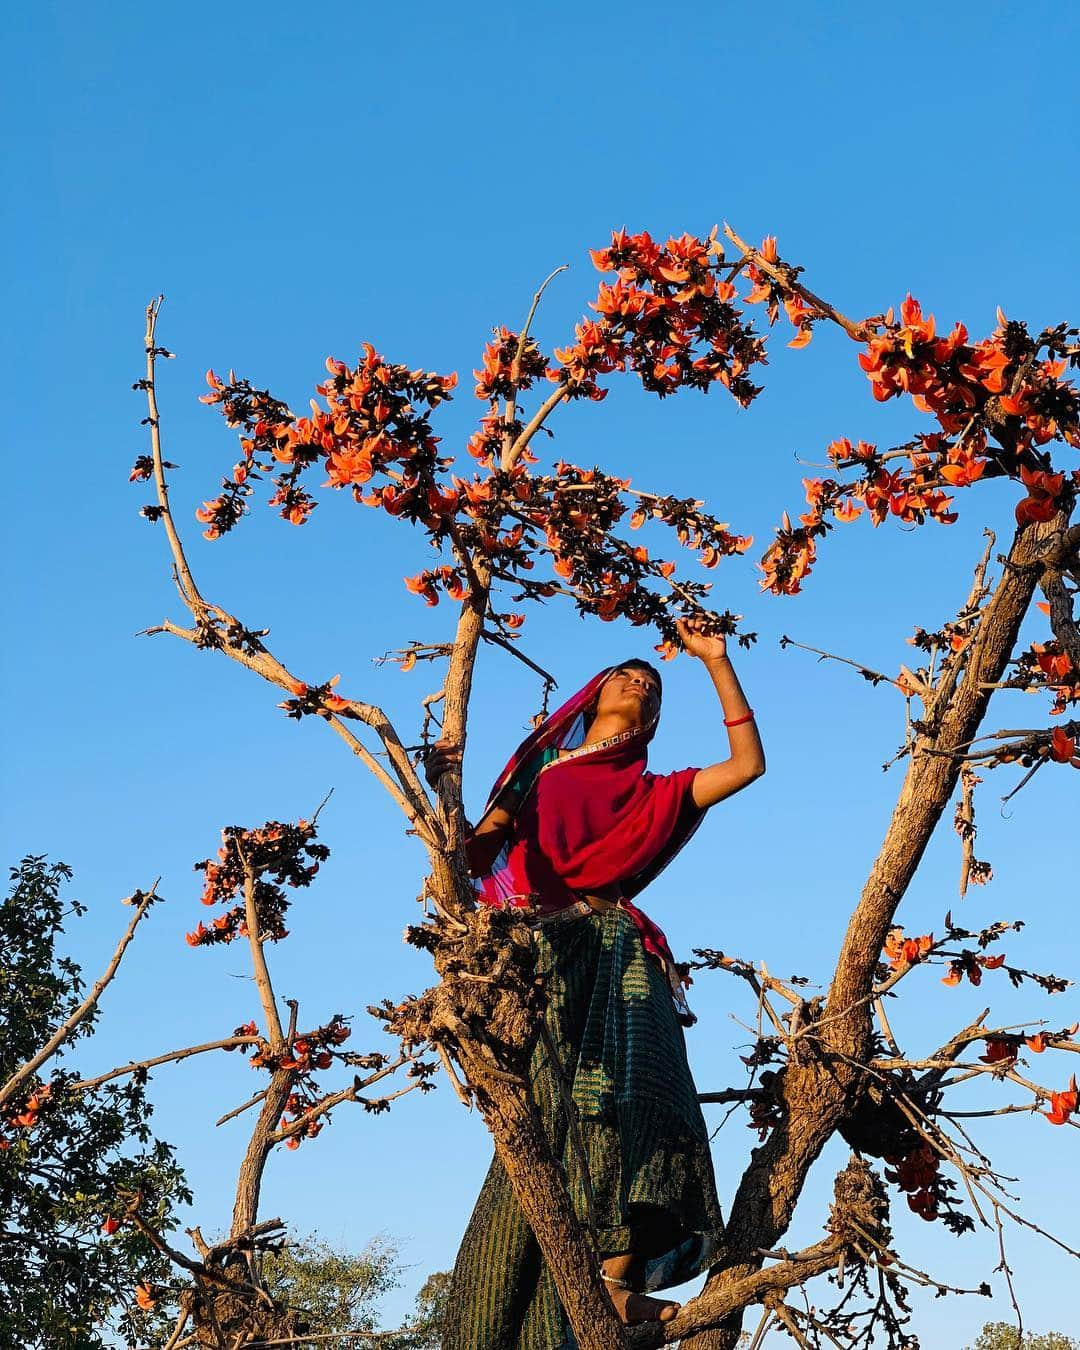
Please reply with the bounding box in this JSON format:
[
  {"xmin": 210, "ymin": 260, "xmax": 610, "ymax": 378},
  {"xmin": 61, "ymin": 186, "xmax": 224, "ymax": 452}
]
[
  {"xmin": 231, "ymin": 1068, "xmax": 292, "ymax": 1238},
  {"xmin": 680, "ymin": 512, "xmax": 1067, "ymax": 1349},
  {"xmin": 474, "ymin": 1073, "xmax": 629, "ymax": 1350}
]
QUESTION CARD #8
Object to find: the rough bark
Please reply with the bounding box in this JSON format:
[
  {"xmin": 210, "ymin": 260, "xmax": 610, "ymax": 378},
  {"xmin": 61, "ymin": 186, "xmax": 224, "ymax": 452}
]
[
  {"xmin": 479, "ymin": 1078, "xmax": 629, "ymax": 1350},
  {"xmin": 680, "ymin": 511, "xmax": 1070, "ymax": 1350},
  {"xmin": 230, "ymin": 1068, "xmax": 293, "ymax": 1238}
]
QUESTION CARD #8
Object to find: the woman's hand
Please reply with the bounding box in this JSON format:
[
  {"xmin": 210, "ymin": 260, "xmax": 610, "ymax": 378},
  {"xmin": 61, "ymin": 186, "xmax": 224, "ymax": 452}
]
[
  {"xmin": 676, "ymin": 617, "xmax": 728, "ymax": 663},
  {"xmin": 422, "ymin": 737, "xmax": 462, "ymax": 790}
]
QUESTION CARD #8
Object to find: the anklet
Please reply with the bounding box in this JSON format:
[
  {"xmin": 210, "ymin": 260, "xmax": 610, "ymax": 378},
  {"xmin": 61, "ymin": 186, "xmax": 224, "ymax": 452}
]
[{"xmin": 600, "ymin": 1274, "xmax": 632, "ymax": 1290}]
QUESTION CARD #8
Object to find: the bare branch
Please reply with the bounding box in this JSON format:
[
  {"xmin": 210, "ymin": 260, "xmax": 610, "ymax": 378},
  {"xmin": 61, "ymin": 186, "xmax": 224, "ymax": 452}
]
[
  {"xmin": 71, "ymin": 1036, "xmax": 261, "ymax": 1093},
  {"xmin": 0, "ymin": 883, "xmax": 160, "ymax": 1109}
]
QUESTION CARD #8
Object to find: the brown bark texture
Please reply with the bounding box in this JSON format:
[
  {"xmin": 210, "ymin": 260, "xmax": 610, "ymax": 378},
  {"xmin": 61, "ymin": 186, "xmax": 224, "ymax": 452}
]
[{"xmin": 678, "ymin": 512, "xmax": 1068, "ymax": 1349}]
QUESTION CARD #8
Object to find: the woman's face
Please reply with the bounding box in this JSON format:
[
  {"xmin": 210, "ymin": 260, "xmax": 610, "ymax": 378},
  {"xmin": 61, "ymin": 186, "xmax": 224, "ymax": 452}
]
[{"xmin": 594, "ymin": 665, "xmax": 661, "ymax": 730}]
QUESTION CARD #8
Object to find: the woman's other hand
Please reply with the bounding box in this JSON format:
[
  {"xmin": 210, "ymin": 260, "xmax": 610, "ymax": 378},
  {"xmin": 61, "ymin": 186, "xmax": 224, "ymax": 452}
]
[
  {"xmin": 676, "ymin": 617, "xmax": 728, "ymax": 663},
  {"xmin": 422, "ymin": 737, "xmax": 462, "ymax": 789}
]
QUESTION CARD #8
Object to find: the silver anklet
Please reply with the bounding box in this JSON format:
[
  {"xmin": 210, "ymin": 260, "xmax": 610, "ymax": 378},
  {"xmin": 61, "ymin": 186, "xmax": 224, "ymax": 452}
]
[{"xmin": 600, "ymin": 1273, "xmax": 633, "ymax": 1290}]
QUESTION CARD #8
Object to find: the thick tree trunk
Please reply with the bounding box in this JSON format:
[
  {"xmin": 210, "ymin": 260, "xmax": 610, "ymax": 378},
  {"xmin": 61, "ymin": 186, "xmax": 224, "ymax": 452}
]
[
  {"xmin": 477, "ymin": 1075, "xmax": 628, "ymax": 1350},
  {"xmin": 680, "ymin": 513, "xmax": 1067, "ymax": 1349}
]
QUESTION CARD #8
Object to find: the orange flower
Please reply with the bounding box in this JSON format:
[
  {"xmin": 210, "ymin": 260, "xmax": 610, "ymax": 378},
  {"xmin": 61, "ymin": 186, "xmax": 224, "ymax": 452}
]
[
  {"xmin": 833, "ymin": 498, "xmax": 863, "ymax": 522},
  {"xmin": 1025, "ymin": 1033, "xmax": 1047, "ymax": 1053},
  {"xmin": 1045, "ymin": 1075, "xmax": 1078, "ymax": 1126},
  {"xmin": 939, "ymin": 449, "xmax": 986, "ymax": 487},
  {"xmin": 1050, "ymin": 727, "xmax": 1077, "ymax": 763},
  {"xmin": 1035, "ymin": 647, "xmax": 1072, "ymax": 681},
  {"xmin": 907, "ymin": 1189, "xmax": 938, "ymax": 1221},
  {"xmin": 134, "ymin": 1283, "xmax": 157, "ymax": 1311},
  {"xmin": 1015, "ymin": 465, "xmax": 1065, "ymax": 526},
  {"xmin": 883, "ymin": 928, "xmax": 932, "ymax": 970},
  {"xmin": 979, "ymin": 1037, "xmax": 1015, "ymax": 1065}
]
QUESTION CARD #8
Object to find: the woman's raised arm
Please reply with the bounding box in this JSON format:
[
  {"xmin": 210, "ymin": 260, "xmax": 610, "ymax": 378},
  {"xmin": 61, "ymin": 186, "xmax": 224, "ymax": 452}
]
[{"xmin": 675, "ymin": 619, "xmax": 766, "ymax": 810}]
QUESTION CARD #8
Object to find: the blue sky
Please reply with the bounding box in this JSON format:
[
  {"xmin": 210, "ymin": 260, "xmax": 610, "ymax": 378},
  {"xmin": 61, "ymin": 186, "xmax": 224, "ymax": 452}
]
[{"xmin": 3, "ymin": 1, "xmax": 1078, "ymax": 1341}]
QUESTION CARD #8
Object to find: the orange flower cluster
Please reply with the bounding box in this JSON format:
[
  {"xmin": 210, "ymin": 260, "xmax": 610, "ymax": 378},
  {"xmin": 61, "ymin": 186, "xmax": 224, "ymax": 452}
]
[
  {"xmin": 474, "ymin": 328, "xmax": 548, "ymax": 402},
  {"xmin": 179, "ymin": 230, "xmax": 771, "ymax": 646},
  {"xmin": 759, "ymin": 480, "xmax": 855, "ymax": 596},
  {"xmin": 941, "ymin": 951, "xmax": 1007, "ymax": 987},
  {"xmin": 757, "ymin": 299, "xmax": 1079, "ymax": 595},
  {"xmin": 858, "ymin": 300, "xmax": 1080, "ymax": 448},
  {"xmin": 276, "ymin": 674, "xmax": 353, "ymax": 720},
  {"xmin": 404, "ymin": 565, "xmax": 471, "ymax": 607},
  {"xmin": 184, "ymin": 819, "xmax": 328, "ymax": 949},
  {"xmin": 747, "ymin": 1096, "xmax": 784, "ymax": 1142},
  {"xmin": 883, "ymin": 928, "xmax": 933, "ymax": 971},
  {"xmin": 552, "ymin": 228, "xmax": 768, "ymax": 405},
  {"xmin": 978, "ymin": 1036, "xmax": 1017, "ymax": 1066},
  {"xmin": 195, "ymin": 349, "xmax": 457, "ymax": 538},
  {"xmin": 1015, "ymin": 464, "xmax": 1069, "ymax": 525},
  {"xmin": 264, "ymin": 1017, "xmax": 357, "ymax": 1151},
  {"xmin": 860, "ymin": 461, "xmax": 958, "ymax": 528},
  {"xmin": 515, "ymin": 464, "xmax": 751, "ymax": 644},
  {"xmin": 0, "ymin": 1083, "xmax": 52, "ymax": 1148},
  {"xmin": 1049, "ymin": 725, "xmax": 1080, "ymax": 765},
  {"xmin": 885, "ymin": 1141, "xmax": 941, "ymax": 1222},
  {"xmin": 741, "ymin": 236, "xmax": 820, "ymax": 349}
]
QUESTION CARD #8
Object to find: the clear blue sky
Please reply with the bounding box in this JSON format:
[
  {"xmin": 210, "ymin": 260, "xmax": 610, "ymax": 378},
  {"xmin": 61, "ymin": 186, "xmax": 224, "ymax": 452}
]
[{"xmin": 3, "ymin": 2, "xmax": 1078, "ymax": 1341}]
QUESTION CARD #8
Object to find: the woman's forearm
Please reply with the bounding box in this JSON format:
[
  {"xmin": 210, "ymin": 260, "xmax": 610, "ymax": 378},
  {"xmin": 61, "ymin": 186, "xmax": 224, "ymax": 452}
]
[
  {"xmin": 691, "ymin": 654, "xmax": 765, "ymax": 807},
  {"xmin": 464, "ymin": 801, "xmax": 516, "ymax": 877}
]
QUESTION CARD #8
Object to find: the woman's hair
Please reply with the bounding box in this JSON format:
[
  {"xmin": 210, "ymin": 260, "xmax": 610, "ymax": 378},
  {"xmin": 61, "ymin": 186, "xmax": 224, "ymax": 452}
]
[{"xmin": 581, "ymin": 659, "xmax": 663, "ymax": 733}]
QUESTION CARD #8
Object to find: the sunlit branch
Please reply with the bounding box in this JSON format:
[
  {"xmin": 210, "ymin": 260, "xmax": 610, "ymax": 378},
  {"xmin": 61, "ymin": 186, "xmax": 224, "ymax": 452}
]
[{"xmin": 0, "ymin": 882, "xmax": 159, "ymax": 1109}]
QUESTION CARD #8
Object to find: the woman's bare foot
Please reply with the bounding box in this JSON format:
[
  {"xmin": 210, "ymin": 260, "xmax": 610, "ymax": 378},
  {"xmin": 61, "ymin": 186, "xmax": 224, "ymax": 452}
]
[{"xmin": 604, "ymin": 1282, "xmax": 680, "ymax": 1326}]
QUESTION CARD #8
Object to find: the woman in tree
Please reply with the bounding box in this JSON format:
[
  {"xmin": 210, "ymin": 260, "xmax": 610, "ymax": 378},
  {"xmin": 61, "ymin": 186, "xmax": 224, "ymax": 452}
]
[{"xmin": 429, "ymin": 619, "xmax": 765, "ymax": 1342}]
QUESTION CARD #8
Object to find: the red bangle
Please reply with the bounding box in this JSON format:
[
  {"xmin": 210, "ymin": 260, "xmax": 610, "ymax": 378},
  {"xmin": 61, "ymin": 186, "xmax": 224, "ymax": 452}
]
[{"xmin": 724, "ymin": 710, "xmax": 755, "ymax": 728}]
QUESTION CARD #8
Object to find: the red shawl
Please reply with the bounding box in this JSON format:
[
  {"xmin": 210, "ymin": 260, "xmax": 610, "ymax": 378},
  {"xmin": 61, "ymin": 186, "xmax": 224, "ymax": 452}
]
[{"xmin": 474, "ymin": 668, "xmax": 704, "ymax": 1012}]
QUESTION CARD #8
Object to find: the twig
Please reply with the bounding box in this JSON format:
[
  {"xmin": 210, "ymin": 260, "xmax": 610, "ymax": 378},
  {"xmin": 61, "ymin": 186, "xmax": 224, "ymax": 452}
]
[
  {"xmin": 481, "ymin": 628, "xmax": 560, "ymax": 692},
  {"xmin": 723, "ymin": 224, "xmax": 871, "ymax": 341},
  {"xmin": 0, "ymin": 883, "xmax": 160, "ymax": 1108},
  {"xmin": 236, "ymin": 839, "xmax": 286, "ymax": 1050},
  {"xmin": 503, "ymin": 263, "xmax": 569, "ymax": 463},
  {"xmin": 779, "ymin": 635, "xmax": 896, "ymax": 691},
  {"xmin": 216, "ymin": 1087, "xmax": 271, "ymax": 1128}
]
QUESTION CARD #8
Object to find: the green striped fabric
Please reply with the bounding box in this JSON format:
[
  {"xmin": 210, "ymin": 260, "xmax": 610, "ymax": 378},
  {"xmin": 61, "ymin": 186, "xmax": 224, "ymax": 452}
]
[{"xmin": 443, "ymin": 908, "xmax": 724, "ymax": 1349}]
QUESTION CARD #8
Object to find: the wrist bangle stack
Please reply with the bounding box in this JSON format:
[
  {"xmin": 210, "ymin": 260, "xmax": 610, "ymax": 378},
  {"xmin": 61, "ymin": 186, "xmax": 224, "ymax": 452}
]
[{"xmin": 724, "ymin": 709, "xmax": 755, "ymax": 728}]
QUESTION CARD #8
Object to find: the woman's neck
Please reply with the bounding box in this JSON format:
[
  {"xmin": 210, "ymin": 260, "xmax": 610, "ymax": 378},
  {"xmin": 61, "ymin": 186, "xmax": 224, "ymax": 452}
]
[{"xmin": 582, "ymin": 714, "xmax": 639, "ymax": 746}]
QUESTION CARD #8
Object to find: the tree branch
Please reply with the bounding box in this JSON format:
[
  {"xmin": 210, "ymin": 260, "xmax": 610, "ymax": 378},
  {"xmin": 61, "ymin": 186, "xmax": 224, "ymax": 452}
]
[{"xmin": 0, "ymin": 883, "xmax": 159, "ymax": 1109}]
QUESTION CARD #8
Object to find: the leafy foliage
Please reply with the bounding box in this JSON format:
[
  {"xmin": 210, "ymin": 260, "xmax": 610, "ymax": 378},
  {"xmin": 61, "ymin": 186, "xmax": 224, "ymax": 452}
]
[
  {"xmin": 966, "ymin": 1323, "xmax": 1079, "ymax": 1350},
  {"xmin": 0, "ymin": 857, "xmax": 190, "ymax": 1349},
  {"xmin": 262, "ymin": 1233, "xmax": 447, "ymax": 1347}
]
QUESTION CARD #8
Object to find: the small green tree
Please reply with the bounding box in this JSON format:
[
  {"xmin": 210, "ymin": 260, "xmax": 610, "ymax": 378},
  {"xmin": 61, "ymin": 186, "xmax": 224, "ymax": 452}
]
[
  {"xmin": 0, "ymin": 857, "xmax": 190, "ymax": 1349},
  {"xmin": 263, "ymin": 1233, "xmax": 448, "ymax": 1347},
  {"xmin": 967, "ymin": 1324, "xmax": 1079, "ymax": 1350}
]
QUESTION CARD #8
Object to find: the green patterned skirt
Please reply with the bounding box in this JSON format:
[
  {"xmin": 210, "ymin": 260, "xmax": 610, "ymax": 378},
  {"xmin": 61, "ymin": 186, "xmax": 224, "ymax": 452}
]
[{"xmin": 443, "ymin": 907, "xmax": 724, "ymax": 1350}]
